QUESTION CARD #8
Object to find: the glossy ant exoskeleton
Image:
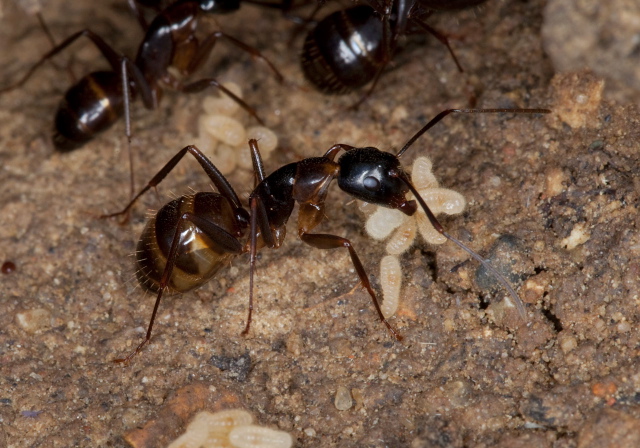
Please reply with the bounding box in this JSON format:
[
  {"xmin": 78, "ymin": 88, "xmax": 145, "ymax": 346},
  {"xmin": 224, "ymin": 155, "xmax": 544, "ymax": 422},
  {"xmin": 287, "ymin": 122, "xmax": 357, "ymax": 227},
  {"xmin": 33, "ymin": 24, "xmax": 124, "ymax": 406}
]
[
  {"xmin": 103, "ymin": 107, "xmax": 549, "ymax": 364},
  {"xmin": 300, "ymin": 0, "xmax": 487, "ymax": 104},
  {"xmin": 1, "ymin": 0, "xmax": 283, "ymax": 191}
]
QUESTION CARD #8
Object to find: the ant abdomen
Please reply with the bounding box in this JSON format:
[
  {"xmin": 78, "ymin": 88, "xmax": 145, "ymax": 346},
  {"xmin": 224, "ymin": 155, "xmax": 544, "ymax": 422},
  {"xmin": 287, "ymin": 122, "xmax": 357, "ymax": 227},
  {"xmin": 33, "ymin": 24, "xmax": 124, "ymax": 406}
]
[
  {"xmin": 53, "ymin": 71, "xmax": 124, "ymax": 151},
  {"xmin": 136, "ymin": 192, "xmax": 244, "ymax": 293},
  {"xmin": 301, "ymin": 5, "xmax": 384, "ymax": 94}
]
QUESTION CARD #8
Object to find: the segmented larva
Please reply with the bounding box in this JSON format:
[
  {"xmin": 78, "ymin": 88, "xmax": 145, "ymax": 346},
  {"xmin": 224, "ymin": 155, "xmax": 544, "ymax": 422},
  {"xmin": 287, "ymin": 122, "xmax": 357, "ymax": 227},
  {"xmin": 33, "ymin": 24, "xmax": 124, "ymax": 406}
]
[
  {"xmin": 167, "ymin": 409, "xmax": 292, "ymax": 448},
  {"xmin": 229, "ymin": 425, "xmax": 293, "ymax": 448},
  {"xmin": 380, "ymin": 255, "xmax": 402, "ymax": 318},
  {"xmin": 197, "ymin": 82, "xmax": 279, "ymax": 175},
  {"xmin": 363, "ymin": 156, "xmax": 467, "ymax": 317}
]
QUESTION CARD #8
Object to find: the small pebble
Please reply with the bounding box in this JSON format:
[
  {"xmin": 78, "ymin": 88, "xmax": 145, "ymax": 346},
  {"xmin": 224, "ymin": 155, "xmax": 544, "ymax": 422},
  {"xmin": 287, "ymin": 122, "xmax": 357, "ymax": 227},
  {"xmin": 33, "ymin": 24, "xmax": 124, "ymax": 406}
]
[
  {"xmin": 334, "ymin": 386, "xmax": 353, "ymax": 411},
  {"xmin": 2, "ymin": 260, "xmax": 16, "ymax": 274},
  {"xmin": 15, "ymin": 308, "xmax": 52, "ymax": 334}
]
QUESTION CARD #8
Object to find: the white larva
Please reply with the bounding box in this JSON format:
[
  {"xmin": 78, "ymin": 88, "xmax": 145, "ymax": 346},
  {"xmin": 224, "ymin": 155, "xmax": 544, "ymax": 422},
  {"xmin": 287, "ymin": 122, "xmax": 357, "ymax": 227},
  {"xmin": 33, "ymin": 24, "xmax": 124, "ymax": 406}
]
[
  {"xmin": 202, "ymin": 82, "xmax": 244, "ymax": 116},
  {"xmin": 386, "ymin": 217, "xmax": 416, "ymax": 255},
  {"xmin": 365, "ymin": 207, "xmax": 408, "ymax": 240},
  {"xmin": 166, "ymin": 420, "xmax": 209, "ymax": 448},
  {"xmin": 246, "ymin": 126, "xmax": 278, "ymax": 156},
  {"xmin": 228, "ymin": 425, "xmax": 293, "ymax": 448},
  {"xmin": 200, "ymin": 115, "xmax": 247, "ymax": 147},
  {"xmin": 214, "ymin": 144, "xmax": 239, "ymax": 175},
  {"xmin": 380, "ymin": 255, "xmax": 402, "ymax": 318}
]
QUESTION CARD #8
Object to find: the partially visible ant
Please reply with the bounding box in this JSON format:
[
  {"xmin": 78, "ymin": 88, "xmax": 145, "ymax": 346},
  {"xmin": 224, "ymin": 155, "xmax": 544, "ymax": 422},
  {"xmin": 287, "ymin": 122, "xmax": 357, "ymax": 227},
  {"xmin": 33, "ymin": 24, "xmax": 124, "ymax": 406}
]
[
  {"xmin": 1, "ymin": 0, "xmax": 283, "ymax": 193},
  {"xmin": 126, "ymin": 0, "xmax": 300, "ymax": 30},
  {"xmin": 300, "ymin": 0, "xmax": 488, "ymax": 105},
  {"xmin": 103, "ymin": 106, "xmax": 549, "ymax": 364}
]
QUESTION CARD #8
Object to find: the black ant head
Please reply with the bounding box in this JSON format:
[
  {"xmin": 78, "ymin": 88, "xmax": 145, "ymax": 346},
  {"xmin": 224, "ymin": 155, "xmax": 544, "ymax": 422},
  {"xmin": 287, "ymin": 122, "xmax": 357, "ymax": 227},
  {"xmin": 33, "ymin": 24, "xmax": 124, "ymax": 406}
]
[
  {"xmin": 337, "ymin": 147, "xmax": 417, "ymax": 215},
  {"xmin": 198, "ymin": 0, "xmax": 240, "ymax": 14}
]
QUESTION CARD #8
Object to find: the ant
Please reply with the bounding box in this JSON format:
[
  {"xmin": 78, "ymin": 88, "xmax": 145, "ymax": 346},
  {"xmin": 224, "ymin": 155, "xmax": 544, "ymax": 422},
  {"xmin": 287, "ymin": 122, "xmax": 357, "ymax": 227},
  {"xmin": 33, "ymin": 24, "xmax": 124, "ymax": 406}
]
[
  {"xmin": 300, "ymin": 0, "xmax": 487, "ymax": 105},
  {"xmin": 1, "ymin": 0, "xmax": 283, "ymax": 193},
  {"xmin": 102, "ymin": 106, "xmax": 549, "ymax": 364}
]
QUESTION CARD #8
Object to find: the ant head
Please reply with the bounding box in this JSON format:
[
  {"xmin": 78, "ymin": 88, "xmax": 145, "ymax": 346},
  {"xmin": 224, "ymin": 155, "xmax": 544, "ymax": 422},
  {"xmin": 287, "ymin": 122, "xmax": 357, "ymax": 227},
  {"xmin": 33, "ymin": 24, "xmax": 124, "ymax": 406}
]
[
  {"xmin": 337, "ymin": 147, "xmax": 417, "ymax": 215},
  {"xmin": 198, "ymin": 0, "xmax": 240, "ymax": 14}
]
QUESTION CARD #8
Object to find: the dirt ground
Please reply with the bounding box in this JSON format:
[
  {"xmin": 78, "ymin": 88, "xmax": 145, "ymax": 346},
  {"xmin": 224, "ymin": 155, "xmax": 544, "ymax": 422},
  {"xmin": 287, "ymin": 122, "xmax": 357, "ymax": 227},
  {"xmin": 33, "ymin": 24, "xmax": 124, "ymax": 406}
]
[{"xmin": 1, "ymin": 0, "xmax": 640, "ymax": 447}]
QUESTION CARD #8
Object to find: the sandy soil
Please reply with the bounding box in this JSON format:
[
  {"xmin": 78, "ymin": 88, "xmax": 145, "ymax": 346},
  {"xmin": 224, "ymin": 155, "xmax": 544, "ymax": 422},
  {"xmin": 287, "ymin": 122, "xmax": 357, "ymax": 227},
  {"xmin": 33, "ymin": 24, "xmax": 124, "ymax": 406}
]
[{"xmin": 1, "ymin": 0, "xmax": 640, "ymax": 446}]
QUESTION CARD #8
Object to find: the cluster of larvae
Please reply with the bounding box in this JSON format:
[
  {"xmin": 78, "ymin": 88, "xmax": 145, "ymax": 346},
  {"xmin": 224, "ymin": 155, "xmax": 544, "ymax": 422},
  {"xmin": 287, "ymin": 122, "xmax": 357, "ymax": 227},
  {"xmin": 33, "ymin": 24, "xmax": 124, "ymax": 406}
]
[
  {"xmin": 360, "ymin": 157, "xmax": 466, "ymax": 317},
  {"xmin": 196, "ymin": 82, "xmax": 278, "ymax": 175},
  {"xmin": 168, "ymin": 408, "xmax": 293, "ymax": 448}
]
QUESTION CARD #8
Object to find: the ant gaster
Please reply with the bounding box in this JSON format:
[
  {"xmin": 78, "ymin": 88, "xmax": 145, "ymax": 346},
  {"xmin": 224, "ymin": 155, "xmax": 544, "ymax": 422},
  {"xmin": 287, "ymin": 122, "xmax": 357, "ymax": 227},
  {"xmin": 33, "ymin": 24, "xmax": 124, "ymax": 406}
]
[
  {"xmin": 1, "ymin": 0, "xmax": 283, "ymax": 191},
  {"xmin": 104, "ymin": 107, "xmax": 549, "ymax": 364},
  {"xmin": 301, "ymin": 0, "xmax": 487, "ymax": 104}
]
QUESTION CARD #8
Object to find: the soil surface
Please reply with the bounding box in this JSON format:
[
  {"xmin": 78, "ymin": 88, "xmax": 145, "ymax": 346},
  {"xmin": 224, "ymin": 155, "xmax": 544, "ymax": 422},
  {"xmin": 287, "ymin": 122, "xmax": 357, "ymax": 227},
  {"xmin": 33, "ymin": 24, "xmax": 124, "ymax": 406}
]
[{"xmin": 1, "ymin": 0, "xmax": 640, "ymax": 447}]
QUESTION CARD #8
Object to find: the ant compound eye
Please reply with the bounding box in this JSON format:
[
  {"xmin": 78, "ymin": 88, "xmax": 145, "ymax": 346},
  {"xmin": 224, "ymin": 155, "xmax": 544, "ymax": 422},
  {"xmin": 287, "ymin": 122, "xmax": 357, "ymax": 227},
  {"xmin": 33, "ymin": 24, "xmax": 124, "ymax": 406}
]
[{"xmin": 363, "ymin": 176, "xmax": 381, "ymax": 191}]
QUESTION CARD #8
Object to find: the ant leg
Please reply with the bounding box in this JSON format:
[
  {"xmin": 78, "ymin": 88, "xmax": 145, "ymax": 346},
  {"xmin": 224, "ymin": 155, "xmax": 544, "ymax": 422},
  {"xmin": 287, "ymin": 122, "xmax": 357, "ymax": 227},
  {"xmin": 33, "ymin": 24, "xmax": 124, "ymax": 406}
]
[
  {"xmin": 241, "ymin": 139, "xmax": 277, "ymax": 336},
  {"xmin": 349, "ymin": 10, "xmax": 393, "ymax": 110},
  {"xmin": 243, "ymin": 193, "xmax": 278, "ymax": 336},
  {"xmin": 189, "ymin": 31, "xmax": 284, "ymax": 84},
  {"xmin": 1, "ymin": 29, "xmax": 123, "ymax": 93},
  {"xmin": 101, "ymin": 145, "xmax": 243, "ymax": 219},
  {"xmin": 248, "ymin": 139, "xmax": 267, "ymax": 187},
  {"xmin": 36, "ymin": 13, "xmax": 77, "ymax": 83},
  {"xmin": 299, "ymin": 231, "xmax": 404, "ymax": 341},
  {"xmin": 126, "ymin": 0, "xmax": 152, "ymax": 31},
  {"xmin": 114, "ymin": 209, "xmax": 243, "ymax": 364},
  {"xmin": 179, "ymin": 78, "xmax": 265, "ymax": 125},
  {"xmin": 117, "ymin": 57, "xmax": 157, "ymax": 198},
  {"xmin": 413, "ymin": 19, "xmax": 464, "ymax": 73},
  {"xmin": 244, "ymin": 197, "xmax": 260, "ymax": 336}
]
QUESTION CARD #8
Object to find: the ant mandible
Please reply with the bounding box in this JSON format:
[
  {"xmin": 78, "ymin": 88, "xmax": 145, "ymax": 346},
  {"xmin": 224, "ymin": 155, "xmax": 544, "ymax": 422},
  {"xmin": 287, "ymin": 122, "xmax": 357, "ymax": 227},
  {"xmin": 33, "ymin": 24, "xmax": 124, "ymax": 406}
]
[
  {"xmin": 104, "ymin": 107, "xmax": 549, "ymax": 364},
  {"xmin": 301, "ymin": 0, "xmax": 488, "ymax": 106},
  {"xmin": 1, "ymin": 0, "xmax": 283, "ymax": 193}
]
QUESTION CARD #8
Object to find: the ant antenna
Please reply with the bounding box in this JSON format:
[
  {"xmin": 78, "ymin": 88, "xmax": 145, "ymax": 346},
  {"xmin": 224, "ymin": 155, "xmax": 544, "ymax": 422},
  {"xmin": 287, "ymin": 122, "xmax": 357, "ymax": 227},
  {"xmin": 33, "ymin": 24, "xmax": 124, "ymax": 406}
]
[
  {"xmin": 397, "ymin": 174, "xmax": 526, "ymax": 318},
  {"xmin": 394, "ymin": 107, "xmax": 551, "ymax": 319},
  {"xmin": 396, "ymin": 108, "xmax": 551, "ymax": 158}
]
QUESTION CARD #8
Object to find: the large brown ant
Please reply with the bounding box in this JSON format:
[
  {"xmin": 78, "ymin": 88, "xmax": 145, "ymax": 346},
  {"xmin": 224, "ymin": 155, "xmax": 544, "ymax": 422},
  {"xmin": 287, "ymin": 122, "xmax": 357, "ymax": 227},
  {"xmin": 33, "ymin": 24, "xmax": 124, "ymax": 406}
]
[
  {"xmin": 1, "ymin": 0, "xmax": 283, "ymax": 191},
  {"xmin": 300, "ymin": 0, "xmax": 487, "ymax": 104},
  {"xmin": 103, "ymin": 107, "xmax": 549, "ymax": 364}
]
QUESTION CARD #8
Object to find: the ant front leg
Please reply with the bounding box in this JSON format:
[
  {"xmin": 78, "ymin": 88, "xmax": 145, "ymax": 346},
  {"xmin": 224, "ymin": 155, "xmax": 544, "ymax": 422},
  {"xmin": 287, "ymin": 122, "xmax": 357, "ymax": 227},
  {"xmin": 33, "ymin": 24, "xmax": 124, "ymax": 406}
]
[{"xmin": 298, "ymin": 204, "xmax": 404, "ymax": 341}]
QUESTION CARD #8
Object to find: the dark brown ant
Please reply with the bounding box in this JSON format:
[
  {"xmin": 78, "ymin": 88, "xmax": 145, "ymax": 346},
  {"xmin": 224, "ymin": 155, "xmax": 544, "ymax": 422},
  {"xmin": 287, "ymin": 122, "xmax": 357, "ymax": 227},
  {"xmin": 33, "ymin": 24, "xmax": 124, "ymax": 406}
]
[
  {"xmin": 127, "ymin": 0, "xmax": 302, "ymax": 30},
  {"xmin": 1, "ymin": 0, "xmax": 283, "ymax": 192},
  {"xmin": 103, "ymin": 107, "xmax": 549, "ymax": 364},
  {"xmin": 300, "ymin": 0, "xmax": 487, "ymax": 104}
]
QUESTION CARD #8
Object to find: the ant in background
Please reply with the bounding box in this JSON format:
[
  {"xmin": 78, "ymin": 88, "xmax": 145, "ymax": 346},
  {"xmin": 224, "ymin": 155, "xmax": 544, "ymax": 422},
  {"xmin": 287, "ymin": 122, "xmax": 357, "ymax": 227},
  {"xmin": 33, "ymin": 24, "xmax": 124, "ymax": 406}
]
[
  {"xmin": 301, "ymin": 0, "xmax": 488, "ymax": 106},
  {"xmin": 1, "ymin": 0, "xmax": 283, "ymax": 194},
  {"xmin": 103, "ymin": 106, "xmax": 549, "ymax": 364}
]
